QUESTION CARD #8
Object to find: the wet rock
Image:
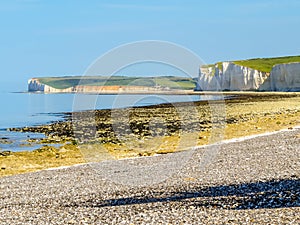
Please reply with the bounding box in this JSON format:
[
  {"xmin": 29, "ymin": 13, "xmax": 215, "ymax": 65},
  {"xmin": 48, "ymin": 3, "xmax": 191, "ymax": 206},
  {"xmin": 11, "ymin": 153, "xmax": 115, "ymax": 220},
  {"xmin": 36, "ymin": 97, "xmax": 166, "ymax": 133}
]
[
  {"xmin": 0, "ymin": 139, "xmax": 13, "ymax": 144},
  {"xmin": 33, "ymin": 145, "xmax": 58, "ymax": 153},
  {"xmin": 0, "ymin": 151, "xmax": 12, "ymax": 156}
]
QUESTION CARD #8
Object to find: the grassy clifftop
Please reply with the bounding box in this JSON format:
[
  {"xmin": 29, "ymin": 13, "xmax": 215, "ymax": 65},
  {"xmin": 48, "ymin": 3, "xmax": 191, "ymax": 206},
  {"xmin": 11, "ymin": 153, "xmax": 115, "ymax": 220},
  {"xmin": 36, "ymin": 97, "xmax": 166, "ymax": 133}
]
[
  {"xmin": 202, "ymin": 55, "xmax": 300, "ymax": 73},
  {"xmin": 37, "ymin": 76, "xmax": 197, "ymax": 90},
  {"xmin": 234, "ymin": 55, "xmax": 300, "ymax": 72}
]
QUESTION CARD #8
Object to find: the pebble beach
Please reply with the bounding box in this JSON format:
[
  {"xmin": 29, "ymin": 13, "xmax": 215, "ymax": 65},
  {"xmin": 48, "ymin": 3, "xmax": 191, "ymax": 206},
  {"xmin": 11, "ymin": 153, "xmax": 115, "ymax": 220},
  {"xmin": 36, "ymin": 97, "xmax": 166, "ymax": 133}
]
[{"xmin": 0, "ymin": 125, "xmax": 299, "ymax": 224}]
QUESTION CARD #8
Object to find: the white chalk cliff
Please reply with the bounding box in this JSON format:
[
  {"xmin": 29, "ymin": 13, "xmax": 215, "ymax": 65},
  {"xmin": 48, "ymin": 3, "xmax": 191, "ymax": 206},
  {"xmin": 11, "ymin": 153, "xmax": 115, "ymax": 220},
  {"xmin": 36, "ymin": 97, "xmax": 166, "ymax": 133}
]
[
  {"xmin": 28, "ymin": 62, "xmax": 300, "ymax": 92},
  {"xmin": 197, "ymin": 62, "xmax": 300, "ymax": 91},
  {"xmin": 270, "ymin": 63, "xmax": 300, "ymax": 91},
  {"xmin": 28, "ymin": 78, "xmax": 166, "ymax": 93},
  {"xmin": 28, "ymin": 78, "xmax": 73, "ymax": 92}
]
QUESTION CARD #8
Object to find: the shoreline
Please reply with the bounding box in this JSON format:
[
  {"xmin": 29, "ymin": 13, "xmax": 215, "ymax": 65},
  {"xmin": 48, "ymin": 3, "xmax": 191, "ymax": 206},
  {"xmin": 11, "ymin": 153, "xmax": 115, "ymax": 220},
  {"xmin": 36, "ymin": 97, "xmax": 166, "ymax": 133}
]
[
  {"xmin": 27, "ymin": 90, "xmax": 300, "ymax": 95},
  {"xmin": 1, "ymin": 93, "xmax": 300, "ymax": 177},
  {"xmin": 35, "ymin": 124, "xmax": 300, "ymax": 173}
]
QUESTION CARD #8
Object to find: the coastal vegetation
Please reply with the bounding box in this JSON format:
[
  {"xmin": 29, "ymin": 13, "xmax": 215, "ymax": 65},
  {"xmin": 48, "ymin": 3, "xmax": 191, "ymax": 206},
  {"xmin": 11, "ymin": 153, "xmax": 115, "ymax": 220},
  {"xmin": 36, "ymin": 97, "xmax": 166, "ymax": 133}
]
[
  {"xmin": 234, "ymin": 55, "xmax": 300, "ymax": 72},
  {"xmin": 202, "ymin": 55, "xmax": 300, "ymax": 73}
]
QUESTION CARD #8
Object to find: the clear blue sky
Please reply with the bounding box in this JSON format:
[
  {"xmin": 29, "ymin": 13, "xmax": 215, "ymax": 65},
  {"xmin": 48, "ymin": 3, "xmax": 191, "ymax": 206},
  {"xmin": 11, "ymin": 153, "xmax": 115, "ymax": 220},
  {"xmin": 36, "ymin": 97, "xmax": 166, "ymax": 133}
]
[{"xmin": 0, "ymin": 0, "xmax": 300, "ymax": 91}]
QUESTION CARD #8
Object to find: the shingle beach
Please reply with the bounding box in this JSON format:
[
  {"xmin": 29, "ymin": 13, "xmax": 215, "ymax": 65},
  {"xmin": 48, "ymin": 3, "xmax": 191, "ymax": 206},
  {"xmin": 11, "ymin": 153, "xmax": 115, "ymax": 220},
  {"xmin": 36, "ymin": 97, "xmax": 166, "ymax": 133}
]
[{"xmin": 1, "ymin": 126, "xmax": 299, "ymax": 224}]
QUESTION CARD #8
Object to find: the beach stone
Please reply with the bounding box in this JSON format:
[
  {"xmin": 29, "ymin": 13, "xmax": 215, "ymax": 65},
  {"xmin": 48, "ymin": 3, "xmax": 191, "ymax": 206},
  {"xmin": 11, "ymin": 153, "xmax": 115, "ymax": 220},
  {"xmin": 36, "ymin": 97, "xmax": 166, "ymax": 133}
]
[{"xmin": 0, "ymin": 151, "xmax": 12, "ymax": 156}]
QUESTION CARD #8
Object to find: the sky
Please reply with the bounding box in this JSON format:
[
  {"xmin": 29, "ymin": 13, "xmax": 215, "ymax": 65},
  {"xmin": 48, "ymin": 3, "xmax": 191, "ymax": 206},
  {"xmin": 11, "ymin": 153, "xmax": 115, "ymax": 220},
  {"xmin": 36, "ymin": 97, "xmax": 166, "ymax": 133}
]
[{"xmin": 0, "ymin": 0, "xmax": 300, "ymax": 91}]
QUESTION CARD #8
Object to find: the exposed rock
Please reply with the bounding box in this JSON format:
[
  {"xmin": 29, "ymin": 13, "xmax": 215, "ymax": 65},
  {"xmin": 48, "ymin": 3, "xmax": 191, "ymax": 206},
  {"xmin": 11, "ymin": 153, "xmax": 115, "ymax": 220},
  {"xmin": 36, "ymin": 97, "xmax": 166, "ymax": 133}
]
[
  {"xmin": 28, "ymin": 78, "xmax": 170, "ymax": 93},
  {"xmin": 28, "ymin": 78, "xmax": 73, "ymax": 92},
  {"xmin": 0, "ymin": 138, "xmax": 12, "ymax": 144},
  {"xmin": 270, "ymin": 63, "xmax": 300, "ymax": 91},
  {"xmin": 27, "ymin": 78, "xmax": 44, "ymax": 92},
  {"xmin": 0, "ymin": 151, "xmax": 12, "ymax": 156},
  {"xmin": 33, "ymin": 145, "xmax": 58, "ymax": 153},
  {"xmin": 198, "ymin": 62, "xmax": 269, "ymax": 91}
]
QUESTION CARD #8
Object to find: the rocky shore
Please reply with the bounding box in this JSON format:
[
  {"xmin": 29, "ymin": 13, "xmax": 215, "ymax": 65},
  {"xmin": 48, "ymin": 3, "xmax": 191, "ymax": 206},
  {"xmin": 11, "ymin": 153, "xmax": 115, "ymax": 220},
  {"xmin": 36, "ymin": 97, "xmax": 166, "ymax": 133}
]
[
  {"xmin": 9, "ymin": 93, "xmax": 300, "ymax": 144},
  {"xmin": 1, "ymin": 93, "xmax": 299, "ymax": 177}
]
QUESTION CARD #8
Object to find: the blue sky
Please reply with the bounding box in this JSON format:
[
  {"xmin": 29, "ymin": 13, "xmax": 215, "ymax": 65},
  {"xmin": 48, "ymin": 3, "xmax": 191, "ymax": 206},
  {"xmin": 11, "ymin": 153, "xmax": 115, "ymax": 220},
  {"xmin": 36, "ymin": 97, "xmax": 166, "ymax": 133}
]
[{"xmin": 0, "ymin": 0, "xmax": 300, "ymax": 91}]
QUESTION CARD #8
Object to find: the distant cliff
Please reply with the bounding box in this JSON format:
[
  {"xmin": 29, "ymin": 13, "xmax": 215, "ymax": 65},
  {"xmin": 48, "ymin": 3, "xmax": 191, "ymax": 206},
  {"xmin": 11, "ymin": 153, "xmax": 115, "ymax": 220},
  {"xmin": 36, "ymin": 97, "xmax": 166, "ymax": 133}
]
[
  {"xmin": 28, "ymin": 60, "xmax": 300, "ymax": 92},
  {"xmin": 28, "ymin": 76, "xmax": 196, "ymax": 93},
  {"xmin": 197, "ymin": 62, "xmax": 300, "ymax": 91},
  {"xmin": 28, "ymin": 78, "xmax": 172, "ymax": 93},
  {"xmin": 28, "ymin": 78, "xmax": 73, "ymax": 92}
]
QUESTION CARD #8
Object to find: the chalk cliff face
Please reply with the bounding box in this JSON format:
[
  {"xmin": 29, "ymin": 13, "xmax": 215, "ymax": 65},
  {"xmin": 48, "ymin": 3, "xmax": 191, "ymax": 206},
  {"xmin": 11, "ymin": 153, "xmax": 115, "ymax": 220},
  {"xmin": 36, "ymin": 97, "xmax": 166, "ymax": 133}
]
[
  {"xmin": 197, "ymin": 62, "xmax": 300, "ymax": 91},
  {"xmin": 28, "ymin": 78, "xmax": 44, "ymax": 92},
  {"xmin": 73, "ymin": 85, "xmax": 164, "ymax": 93},
  {"xmin": 28, "ymin": 78, "xmax": 166, "ymax": 93},
  {"xmin": 28, "ymin": 78, "xmax": 73, "ymax": 92},
  {"xmin": 270, "ymin": 63, "xmax": 300, "ymax": 91},
  {"xmin": 198, "ymin": 62, "xmax": 270, "ymax": 91}
]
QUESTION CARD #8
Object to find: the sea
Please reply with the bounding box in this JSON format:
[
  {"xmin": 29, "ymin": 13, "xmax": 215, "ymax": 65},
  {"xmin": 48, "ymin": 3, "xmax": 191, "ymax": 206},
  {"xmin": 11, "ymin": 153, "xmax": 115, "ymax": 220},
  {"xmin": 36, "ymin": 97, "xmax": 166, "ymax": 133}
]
[{"xmin": 0, "ymin": 91, "xmax": 224, "ymax": 152}]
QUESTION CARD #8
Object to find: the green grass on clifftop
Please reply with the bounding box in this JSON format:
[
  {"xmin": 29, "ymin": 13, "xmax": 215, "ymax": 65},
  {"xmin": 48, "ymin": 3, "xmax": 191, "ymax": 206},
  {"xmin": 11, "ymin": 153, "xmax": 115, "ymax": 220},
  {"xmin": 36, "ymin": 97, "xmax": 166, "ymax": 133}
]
[
  {"xmin": 234, "ymin": 55, "xmax": 300, "ymax": 72},
  {"xmin": 38, "ymin": 76, "xmax": 197, "ymax": 90}
]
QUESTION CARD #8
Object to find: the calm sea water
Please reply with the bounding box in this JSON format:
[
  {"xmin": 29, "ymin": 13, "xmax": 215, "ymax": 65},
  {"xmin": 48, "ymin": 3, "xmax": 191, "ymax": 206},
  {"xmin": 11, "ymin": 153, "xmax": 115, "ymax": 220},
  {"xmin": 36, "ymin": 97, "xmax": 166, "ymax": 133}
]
[{"xmin": 0, "ymin": 92, "xmax": 222, "ymax": 151}]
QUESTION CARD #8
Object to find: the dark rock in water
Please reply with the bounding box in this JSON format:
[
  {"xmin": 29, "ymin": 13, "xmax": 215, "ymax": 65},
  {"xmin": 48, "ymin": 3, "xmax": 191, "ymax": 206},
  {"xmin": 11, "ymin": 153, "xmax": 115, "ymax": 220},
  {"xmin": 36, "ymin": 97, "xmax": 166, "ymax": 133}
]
[
  {"xmin": 7, "ymin": 101, "xmax": 215, "ymax": 145},
  {"xmin": 7, "ymin": 99, "xmax": 233, "ymax": 145},
  {"xmin": 0, "ymin": 138, "xmax": 13, "ymax": 144}
]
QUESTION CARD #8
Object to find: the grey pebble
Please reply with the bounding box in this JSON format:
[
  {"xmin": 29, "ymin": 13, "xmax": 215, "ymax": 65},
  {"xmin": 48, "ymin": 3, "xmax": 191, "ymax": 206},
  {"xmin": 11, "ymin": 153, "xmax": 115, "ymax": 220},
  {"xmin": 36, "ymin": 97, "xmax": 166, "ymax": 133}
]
[{"xmin": 0, "ymin": 128, "xmax": 299, "ymax": 224}]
